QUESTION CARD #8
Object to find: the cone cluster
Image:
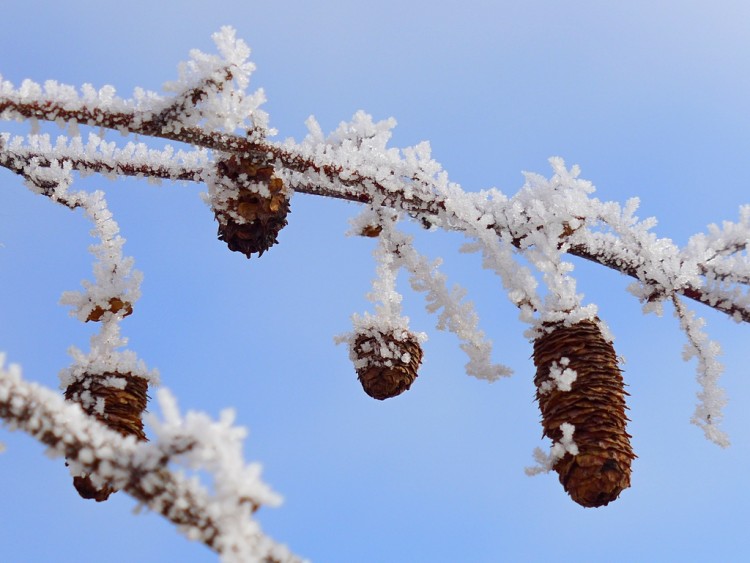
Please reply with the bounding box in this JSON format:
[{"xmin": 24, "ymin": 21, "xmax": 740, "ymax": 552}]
[
  {"xmin": 214, "ymin": 154, "xmax": 290, "ymax": 258},
  {"xmin": 65, "ymin": 371, "xmax": 148, "ymax": 501},
  {"xmin": 353, "ymin": 330, "xmax": 423, "ymax": 400},
  {"xmin": 533, "ymin": 318, "xmax": 635, "ymax": 507}
]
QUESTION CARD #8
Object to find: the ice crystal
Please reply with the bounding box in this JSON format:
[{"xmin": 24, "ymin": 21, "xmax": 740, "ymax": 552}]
[{"xmin": 525, "ymin": 422, "xmax": 579, "ymax": 476}]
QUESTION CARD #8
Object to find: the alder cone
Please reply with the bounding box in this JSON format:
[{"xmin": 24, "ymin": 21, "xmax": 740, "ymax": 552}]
[
  {"xmin": 353, "ymin": 331, "xmax": 423, "ymax": 400},
  {"xmin": 65, "ymin": 371, "xmax": 149, "ymax": 502},
  {"xmin": 359, "ymin": 224, "xmax": 383, "ymax": 238},
  {"xmin": 85, "ymin": 297, "xmax": 133, "ymax": 322},
  {"xmin": 214, "ymin": 155, "xmax": 290, "ymax": 258},
  {"xmin": 533, "ymin": 318, "xmax": 635, "ymax": 507}
]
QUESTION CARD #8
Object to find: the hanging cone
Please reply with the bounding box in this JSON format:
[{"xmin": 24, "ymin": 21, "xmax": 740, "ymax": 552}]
[
  {"xmin": 214, "ymin": 154, "xmax": 290, "ymax": 258},
  {"xmin": 533, "ymin": 318, "xmax": 635, "ymax": 507},
  {"xmin": 352, "ymin": 329, "xmax": 423, "ymax": 400},
  {"xmin": 64, "ymin": 371, "xmax": 149, "ymax": 501}
]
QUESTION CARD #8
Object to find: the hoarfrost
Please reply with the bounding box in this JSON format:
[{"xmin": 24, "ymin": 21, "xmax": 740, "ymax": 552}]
[
  {"xmin": 525, "ymin": 422, "xmax": 579, "ymax": 476},
  {"xmin": 538, "ymin": 358, "xmax": 578, "ymax": 394},
  {"xmin": 0, "ymin": 355, "xmax": 302, "ymax": 562}
]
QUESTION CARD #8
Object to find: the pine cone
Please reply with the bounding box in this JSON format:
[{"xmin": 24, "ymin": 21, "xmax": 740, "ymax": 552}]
[
  {"xmin": 65, "ymin": 371, "xmax": 149, "ymax": 501},
  {"xmin": 533, "ymin": 318, "xmax": 635, "ymax": 507},
  {"xmin": 214, "ymin": 154, "xmax": 290, "ymax": 258},
  {"xmin": 352, "ymin": 330, "xmax": 423, "ymax": 400}
]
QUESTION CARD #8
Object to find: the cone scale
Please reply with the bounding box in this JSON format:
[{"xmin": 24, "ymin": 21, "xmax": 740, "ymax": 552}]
[{"xmin": 533, "ymin": 318, "xmax": 635, "ymax": 507}]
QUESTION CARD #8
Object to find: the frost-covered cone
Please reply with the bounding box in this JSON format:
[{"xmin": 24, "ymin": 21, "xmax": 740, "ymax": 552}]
[
  {"xmin": 533, "ymin": 318, "xmax": 635, "ymax": 507},
  {"xmin": 352, "ymin": 329, "xmax": 424, "ymax": 400},
  {"xmin": 64, "ymin": 371, "xmax": 148, "ymax": 501},
  {"xmin": 214, "ymin": 154, "xmax": 290, "ymax": 258},
  {"xmin": 85, "ymin": 297, "xmax": 134, "ymax": 322}
]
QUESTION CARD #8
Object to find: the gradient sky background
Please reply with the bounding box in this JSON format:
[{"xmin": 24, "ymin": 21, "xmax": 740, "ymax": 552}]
[{"xmin": 2, "ymin": 1, "xmax": 750, "ymax": 561}]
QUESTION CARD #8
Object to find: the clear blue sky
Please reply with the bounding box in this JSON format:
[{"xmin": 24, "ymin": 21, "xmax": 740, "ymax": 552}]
[{"xmin": 1, "ymin": 1, "xmax": 750, "ymax": 561}]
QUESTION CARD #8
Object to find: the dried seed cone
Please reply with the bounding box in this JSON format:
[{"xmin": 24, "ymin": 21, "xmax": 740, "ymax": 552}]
[
  {"xmin": 533, "ymin": 318, "xmax": 635, "ymax": 507},
  {"xmin": 65, "ymin": 371, "xmax": 149, "ymax": 501},
  {"xmin": 214, "ymin": 155, "xmax": 290, "ymax": 258},
  {"xmin": 86, "ymin": 297, "xmax": 133, "ymax": 322},
  {"xmin": 359, "ymin": 224, "xmax": 383, "ymax": 238},
  {"xmin": 353, "ymin": 330, "xmax": 423, "ymax": 400}
]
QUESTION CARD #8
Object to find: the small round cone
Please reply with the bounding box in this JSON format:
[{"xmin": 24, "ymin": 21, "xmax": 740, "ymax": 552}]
[{"xmin": 214, "ymin": 155, "xmax": 290, "ymax": 259}]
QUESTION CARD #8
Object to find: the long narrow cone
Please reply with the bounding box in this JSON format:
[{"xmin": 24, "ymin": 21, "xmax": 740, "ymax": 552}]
[{"xmin": 533, "ymin": 318, "xmax": 635, "ymax": 507}]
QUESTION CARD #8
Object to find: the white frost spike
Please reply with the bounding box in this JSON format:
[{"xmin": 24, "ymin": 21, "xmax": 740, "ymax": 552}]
[
  {"xmin": 337, "ymin": 209, "xmax": 425, "ymax": 354},
  {"xmin": 59, "ymin": 318, "xmax": 159, "ymax": 388},
  {"xmin": 400, "ymin": 238, "xmax": 512, "ymax": 381},
  {"xmin": 59, "ymin": 188, "xmax": 142, "ymax": 323},
  {"xmin": 162, "ymin": 26, "xmax": 270, "ymax": 136},
  {"xmin": 538, "ymin": 358, "xmax": 577, "ymax": 394},
  {"xmin": 672, "ymin": 297, "xmax": 729, "ymax": 447},
  {"xmin": 350, "ymin": 207, "xmax": 510, "ymax": 381},
  {"xmin": 525, "ymin": 422, "xmax": 579, "ymax": 476},
  {"xmin": 367, "ymin": 211, "xmax": 404, "ymax": 323}
]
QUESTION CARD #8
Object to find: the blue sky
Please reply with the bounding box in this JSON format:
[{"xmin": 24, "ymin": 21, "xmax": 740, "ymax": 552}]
[{"xmin": 1, "ymin": 1, "xmax": 750, "ymax": 561}]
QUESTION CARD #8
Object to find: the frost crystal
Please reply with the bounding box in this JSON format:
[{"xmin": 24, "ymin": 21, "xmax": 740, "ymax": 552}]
[
  {"xmin": 672, "ymin": 297, "xmax": 729, "ymax": 447},
  {"xmin": 525, "ymin": 422, "xmax": 579, "ymax": 476},
  {"xmin": 59, "ymin": 319, "xmax": 159, "ymax": 389},
  {"xmin": 58, "ymin": 188, "xmax": 142, "ymax": 323}
]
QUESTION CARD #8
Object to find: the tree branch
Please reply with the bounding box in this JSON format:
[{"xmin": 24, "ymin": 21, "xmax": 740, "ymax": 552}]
[
  {"xmin": 0, "ymin": 360, "xmax": 300, "ymax": 563},
  {"xmin": 2, "ymin": 92, "xmax": 748, "ymax": 324}
]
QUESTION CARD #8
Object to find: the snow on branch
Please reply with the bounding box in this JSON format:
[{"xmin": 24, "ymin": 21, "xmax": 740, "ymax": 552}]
[
  {"xmin": 0, "ymin": 356, "xmax": 302, "ymax": 563},
  {"xmin": 1, "ymin": 27, "xmax": 748, "ymax": 330},
  {"xmin": 524, "ymin": 422, "xmax": 579, "ymax": 476},
  {"xmin": 682, "ymin": 206, "xmax": 750, "ymax": 314},
  {"xmin": 672, "ymin": 297, "xmax": 729, "ymax": 447},
  {"xmin": 351, "ymin": 208, "xmax": 512, "ymax": 381},
  {"xmin": 56, "ymin": 186, "xmax": 144, "ymax": 323},
  {"xmin": 0, "ymin": 27, "xmax": 268, "ymax": 153},
  {"xmin": 0, "ymin": 132, "xmax": 207, "ymax": 186}
]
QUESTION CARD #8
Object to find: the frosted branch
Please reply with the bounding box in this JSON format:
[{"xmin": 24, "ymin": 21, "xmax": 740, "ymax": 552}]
[
  {"xmin": 381, "ymin": 218, "xmax": 512, "ymax": 381},
  {"xmin": 0, "ymin": 356, "xmax": 301, "ymax": 562},
  {"xmin": 672, "ymin": 297, "xmax": 729, "ymax": 447},
  {"xmin": 58, "ymin": 319, "xmax": 159, "ymax": 389},
  {"xmin": 0, "ymin": 132, "xmax": 207, "ymax": 185},
  {"xmin": 338, "ymin": 208, "xmax": 426, "ymax": 357},
  {"xmin": 3, "ymin": 45, "xmax": 750, "ymax": 330},
  {"xmin": 57, "ymin": 187, "xmax": 143, "ymax": 324}
]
